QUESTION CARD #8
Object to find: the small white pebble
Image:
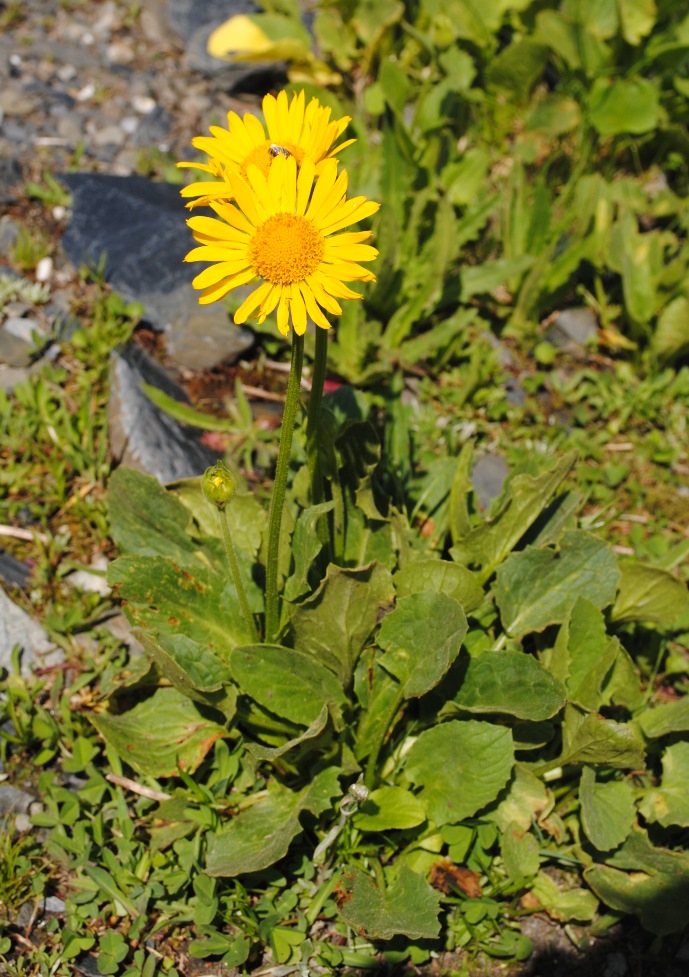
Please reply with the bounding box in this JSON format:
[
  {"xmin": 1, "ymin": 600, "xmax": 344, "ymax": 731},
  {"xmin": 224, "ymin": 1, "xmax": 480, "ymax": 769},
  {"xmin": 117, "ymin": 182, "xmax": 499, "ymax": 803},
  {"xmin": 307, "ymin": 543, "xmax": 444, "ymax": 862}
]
[
  {"xmin": 132, "ymin": 94, "xmax": 156, "ymax": 115},
  {"xmin": 77, "ymin": 83, "xmax": 96, "ymax": 102},
  {"xmin": 120, "ymin": 116, "xmax": 138, "ymax": 135},
  {"xmin": 52, "ymin": 205, "xmax": 67, "ymax": 221},
  {"xmin": 56, "ymin": 63, "xmax": 76, "ymax": 83},
  {"xmin": 35, "ymin": 256, "xmax": 53, "ymax": 282}
]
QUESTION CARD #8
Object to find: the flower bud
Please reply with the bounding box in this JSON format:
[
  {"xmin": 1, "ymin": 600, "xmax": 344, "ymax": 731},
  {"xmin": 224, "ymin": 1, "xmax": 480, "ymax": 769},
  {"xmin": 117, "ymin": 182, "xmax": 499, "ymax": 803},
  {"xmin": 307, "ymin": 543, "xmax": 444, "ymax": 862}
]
[{"xmin": 202, "ymin": 460, "xmax": 236, "ymax": 510}]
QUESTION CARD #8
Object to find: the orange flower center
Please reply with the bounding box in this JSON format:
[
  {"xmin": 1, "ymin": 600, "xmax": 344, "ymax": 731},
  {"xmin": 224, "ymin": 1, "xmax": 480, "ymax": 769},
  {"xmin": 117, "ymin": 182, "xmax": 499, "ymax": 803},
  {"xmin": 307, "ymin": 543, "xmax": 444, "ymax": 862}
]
[
  {"xmin": 249, "ymin": 214, "xmax": 325, "ymax": 284},
  {"xmin": 240, "ymin": 141, "xmax": 306, "ymax": 181}
]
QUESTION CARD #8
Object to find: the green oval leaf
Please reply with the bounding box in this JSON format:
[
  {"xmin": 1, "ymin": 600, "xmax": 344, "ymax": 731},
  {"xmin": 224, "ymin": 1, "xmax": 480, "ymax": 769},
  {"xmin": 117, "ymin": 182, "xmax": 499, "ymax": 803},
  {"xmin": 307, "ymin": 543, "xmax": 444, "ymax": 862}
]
[
  {"xmin": 450, "ymin": 650, "xmax": 566, "ymax": 721},
  {"xmin": 405, "ymin": 720, "xmax": 514, "ymax": 825}
]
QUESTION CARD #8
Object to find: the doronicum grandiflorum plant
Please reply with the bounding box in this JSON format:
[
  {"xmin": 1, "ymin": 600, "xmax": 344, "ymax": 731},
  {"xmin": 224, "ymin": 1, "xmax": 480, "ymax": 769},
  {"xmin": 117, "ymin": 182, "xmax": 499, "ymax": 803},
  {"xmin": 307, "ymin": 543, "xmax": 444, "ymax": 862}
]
[{"xmin": 99, "ymin": 91, "xmax": 689, "ymax": 971}]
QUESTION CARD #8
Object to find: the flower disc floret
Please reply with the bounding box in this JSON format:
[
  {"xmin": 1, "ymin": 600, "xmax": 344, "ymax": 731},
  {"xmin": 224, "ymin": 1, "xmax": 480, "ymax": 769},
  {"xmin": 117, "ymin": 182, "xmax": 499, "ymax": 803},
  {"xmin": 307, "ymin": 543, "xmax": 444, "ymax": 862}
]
[
  {"xmin": 178, "ymin": 90, "xmax": 354, "ymax": 209},
  {"xmin": 183, "ymin": 154, "xmax": 379, "ymax": 337}
]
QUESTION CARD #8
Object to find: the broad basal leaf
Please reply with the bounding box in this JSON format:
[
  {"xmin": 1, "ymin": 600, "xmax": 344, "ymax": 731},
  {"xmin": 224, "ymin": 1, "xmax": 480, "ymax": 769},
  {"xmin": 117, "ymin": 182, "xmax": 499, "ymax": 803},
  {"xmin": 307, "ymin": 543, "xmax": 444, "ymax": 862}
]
[
  {"xmin": 335, "ymin": 864, "xmax": 441, "ymax": 940},
  {"xmin": 531, "ymin": 872, "xmax": 598, "ymax": 922},
  {"xmin": 588, "ymin": 77, "xmax": 662, "ymax": 136},
  {"xmin": 495, "ymin": 531, "xmax": 619, "ymax": 638},
  {"xmin": 89, "ymin": 686, "xmax": 226, "ymax": 777},
  {"xmin": 449, "ymin": 649, "xmax": 566, "ymax": 721},
  {"xmin": 405, "ymin": 720, "xmax": 514, "ymax": 826},
  {"xmin": 206, "ymin": 768, "xmax": 341, "ymax": 877},
  {"xmin": 580, "ymin": 766, "xmax": 635, "ymax": 852},
  {"xmin": 108, "ymin": 467, "xmax": 198, "ymax": 563},
  {"xmin": 283, "ymin": 502, "xmax": 334, "ymax": 603},
  {"xmin": 377, "ymin": 592, "xmax": 467, "ymax": 698}
]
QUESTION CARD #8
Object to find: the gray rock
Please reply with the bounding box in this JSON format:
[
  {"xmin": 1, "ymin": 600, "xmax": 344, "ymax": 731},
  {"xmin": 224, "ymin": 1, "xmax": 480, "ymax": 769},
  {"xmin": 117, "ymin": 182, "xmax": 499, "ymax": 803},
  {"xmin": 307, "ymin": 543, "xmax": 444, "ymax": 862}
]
[
  {"xmin": 0, "ymin": 549, "xmax": 31, "ymax": 589},
  {"xmin": 108, "ymin": 340, "xmax": 215, "ymax": 482},
  {"xmin": 0, "ymin": 317, "xmax": 44, "ymax": 368},
  {"xmin": 43, "ymin": 896, "xmax": 67, "ymax": 914},
  {"xmin": 59, "ymin": 172, "xmax": 254, "ymax": 369},
  {"xmin": 133, "ymin": 105, "xmax": 173, "ymax": 147},
  {"xmin": 0, "ymin": 159, "xmax": 23, "ymax": 205},
  {"xmin": 0, "ymin": 363, "xmax": 32, "ymax": 393},
  {"xmin": 0, "ymin": 784, "xmax": 34, "ymax": 815},
  {"xmin": 0, "ymin": 585, "xmax": 63, "ymax": 678},
  {"xmin": 546, "ymin": 307, "xmax": 598, "ymax": 349},
  {"xmin": 0, "ymin": 214, "xmax": 20, "ymax": 254},
  {"xmin": 472, "ymin": 454, "xmax": 509, "ymax": 510}
]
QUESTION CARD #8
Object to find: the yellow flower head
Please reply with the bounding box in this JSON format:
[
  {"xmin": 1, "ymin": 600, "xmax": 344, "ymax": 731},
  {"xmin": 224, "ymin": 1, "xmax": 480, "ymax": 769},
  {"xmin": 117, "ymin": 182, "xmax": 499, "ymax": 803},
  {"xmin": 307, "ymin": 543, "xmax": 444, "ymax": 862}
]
[
  {"xmin": 184, "ymin": 154, "xmax": 379, "ymax": 337},
  {"xmin": 178, "ymin": 90, "xmax": 355, "ymax": 209}
]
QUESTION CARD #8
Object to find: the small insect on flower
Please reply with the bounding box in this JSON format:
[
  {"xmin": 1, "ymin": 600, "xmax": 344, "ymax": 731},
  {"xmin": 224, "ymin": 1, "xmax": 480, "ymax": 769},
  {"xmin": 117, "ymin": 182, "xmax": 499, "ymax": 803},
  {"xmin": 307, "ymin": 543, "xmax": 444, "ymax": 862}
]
[{"xmin": 177, "ymin": 90, "xmax": 355, "ymax": 209}]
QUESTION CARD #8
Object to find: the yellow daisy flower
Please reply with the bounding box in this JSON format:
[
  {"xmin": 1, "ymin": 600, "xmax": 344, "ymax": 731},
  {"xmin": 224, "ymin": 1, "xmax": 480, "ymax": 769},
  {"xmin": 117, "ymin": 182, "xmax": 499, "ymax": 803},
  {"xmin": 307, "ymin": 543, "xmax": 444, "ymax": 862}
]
[
  {"xmin": 178, "ymin": 90, "xmax": 355, "ymax": 209},
  {"xmin": 184, "ymin": 153, "xmax": 379, "ymax": 337}
]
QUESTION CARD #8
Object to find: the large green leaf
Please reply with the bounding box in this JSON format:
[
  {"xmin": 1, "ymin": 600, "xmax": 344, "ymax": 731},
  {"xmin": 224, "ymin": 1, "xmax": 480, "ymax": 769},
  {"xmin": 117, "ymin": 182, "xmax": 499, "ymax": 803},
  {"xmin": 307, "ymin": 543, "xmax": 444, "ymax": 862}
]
[
  {"xmin": 449, "ymin": 650, "xmax": 566, "ymax": 721},
  {"xmin": 450, "ymin": 452, "xmax": 577, "ymax": 581},
  {"xmin": 377, "ymin": 592, "xmax": 467, "ymax": 698},
  {"xmin": 405, "ymin": 720, "xmax": 514, "ymax": 825},
  {"xmin": 585, "ymin": 826, "xmax": 689, "ymax": 934},
  {"xmin": 579, "ymin": 766, "xmax": 635, "ymax": 852},
  {"xmin": 335, "ymin": 864, "xmax": 441, "ymax": 940},
  {"xmin": 229, "ymin": 644, "xmax": 346, "ymax": 728},
  {"xmin": 460, "ymin": 256, "xmax": 535, "ymax": 302},
  {"xmin": 611, "ymin": 559, "xmax": 689, "ymax": 626},
  {"xmin": 289, "ymin": 563, "xmax": 394, "ymax": 685},
  {"xmin": 108, "ymin": 467, "xmax": 199, "ymax": 564},
  {"xmin": 206, "ymin": 768, "xmax": 341, "ymax": 877},
  {"xmin": 588, "ymin": 77, "xmax": 662, "ymax": 135},
  {"xmin": 137, "ymin": 631, "xmax": 237, "ymax": 721},
  {"xmin": 561, "ymin": 708, "xmax": 646, "ymax": 769},
  {"xmin": 530, "ymin": 872, "xmax": 598, "ymax": 923},
  {"xmin": 393, "ymin": 559, "xmax": 484, "ymax": 613},
  {"xmin": 171, "ymin": 477, "xmax": 266, "ymax": 560},
  {"xmin": 89, "ymin": 686, "xmax": 227, "ymax": 777},
  {"xmin": 616, "ymin": 0, "xmax": 657, "ymax": 45},
  {"xmin": 494, "ymin": 531, "xmax": 619, "ymax": 638}
]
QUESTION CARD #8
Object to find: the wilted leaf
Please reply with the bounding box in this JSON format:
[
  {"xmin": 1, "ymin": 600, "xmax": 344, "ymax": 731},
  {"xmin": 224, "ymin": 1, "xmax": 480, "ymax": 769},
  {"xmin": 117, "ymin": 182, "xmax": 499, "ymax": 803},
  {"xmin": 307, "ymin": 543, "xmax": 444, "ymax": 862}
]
[
  {"xmin": 585, "ymin": 826, "xmax": 689, "ymax": 934},
  {"xmin": 89, "ymin": 686, "xmax": 226, "ymax": 777},
  {"xmin": 531, "ymin": 872, "xmax": 598, "ymax": 922},
  {"xmin": 639, "ymin": 742, "xmax": 689, "ymax": 828},
  {"xmin": 335, "ymin": 864, "xmax": 441, "ymax": 940}
]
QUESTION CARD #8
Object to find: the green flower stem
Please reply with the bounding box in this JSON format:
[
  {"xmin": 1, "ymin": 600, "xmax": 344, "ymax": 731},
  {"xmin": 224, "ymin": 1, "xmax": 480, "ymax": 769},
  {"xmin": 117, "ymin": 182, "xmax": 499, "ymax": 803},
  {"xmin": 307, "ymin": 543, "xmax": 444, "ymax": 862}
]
[
  {"xmin": 218, "ymin": 507, "xmax": 258, "ymax": 644},
  {"xmin": 306, "ymin": 326, "xmax": 328, "ymax": 505},
  {"xmin": 265, "ymin": 332, "xmax": 304, "ymax": 642}
]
